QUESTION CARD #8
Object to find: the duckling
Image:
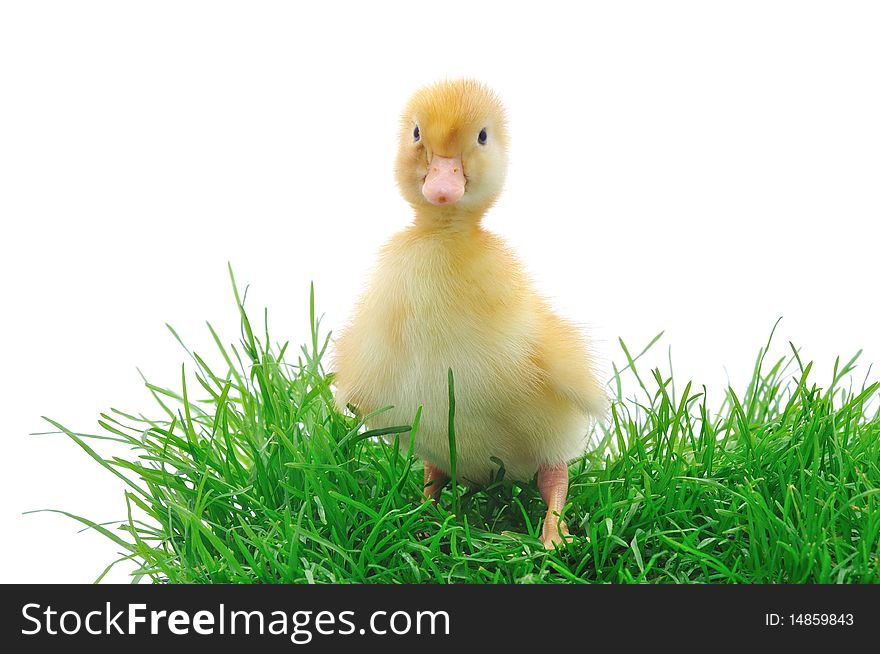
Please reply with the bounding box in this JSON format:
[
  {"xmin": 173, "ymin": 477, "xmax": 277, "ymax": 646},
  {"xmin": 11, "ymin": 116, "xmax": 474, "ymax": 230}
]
[{"xmin": 333, "ymin": 79, "xmax": 607, "ymax": 548}]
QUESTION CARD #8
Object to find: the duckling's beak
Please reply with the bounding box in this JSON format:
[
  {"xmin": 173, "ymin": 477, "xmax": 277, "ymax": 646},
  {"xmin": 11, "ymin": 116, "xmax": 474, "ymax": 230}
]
[{"xmin": 422, "ymin": 155, "xmax": 466, "ymax": 206}]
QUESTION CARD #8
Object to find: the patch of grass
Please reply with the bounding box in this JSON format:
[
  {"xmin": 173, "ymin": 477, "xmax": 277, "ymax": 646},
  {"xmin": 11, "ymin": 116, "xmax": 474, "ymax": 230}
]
[{"xmin": 35, "ymin": 268, "xmax": 880, "ymax": 583}]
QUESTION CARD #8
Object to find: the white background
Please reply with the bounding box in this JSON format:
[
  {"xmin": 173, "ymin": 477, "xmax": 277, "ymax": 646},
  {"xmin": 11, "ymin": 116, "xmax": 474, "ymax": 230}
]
[{"xmin": 1, "ymin": 1, "xmax": 877, "ymax": 583}]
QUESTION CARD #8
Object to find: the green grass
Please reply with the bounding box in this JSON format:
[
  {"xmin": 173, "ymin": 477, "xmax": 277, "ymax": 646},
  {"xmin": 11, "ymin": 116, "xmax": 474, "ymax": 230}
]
[{"xmin": 36, "ymin": 267, "xmax": 880, "ymax": 583}]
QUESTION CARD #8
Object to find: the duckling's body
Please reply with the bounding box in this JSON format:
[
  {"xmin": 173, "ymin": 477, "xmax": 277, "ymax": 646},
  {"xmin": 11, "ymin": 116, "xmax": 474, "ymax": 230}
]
[
  {"xmin": 333, "ymin": 79, "xmax": 605, "ymax": 547},
  {"xmin": 335, "ymin": 224, "xmax": 602, "ymax": 484}
]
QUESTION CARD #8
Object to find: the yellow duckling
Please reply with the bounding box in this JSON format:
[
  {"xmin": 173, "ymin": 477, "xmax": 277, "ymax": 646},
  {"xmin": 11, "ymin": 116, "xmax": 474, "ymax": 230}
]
[{"xmin": 333, "ymin": 79, "xmax": 606, "ymax": 548}]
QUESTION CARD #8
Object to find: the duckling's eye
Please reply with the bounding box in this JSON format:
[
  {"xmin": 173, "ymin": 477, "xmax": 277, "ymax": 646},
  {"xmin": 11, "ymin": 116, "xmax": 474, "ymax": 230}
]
[
  {"xmin": 478, "ymin": 128, "xmax": 487, "ymax": 145},
  {"xmin": 413, "ymin": 126, "xmax": 420, "ymax": 142}
]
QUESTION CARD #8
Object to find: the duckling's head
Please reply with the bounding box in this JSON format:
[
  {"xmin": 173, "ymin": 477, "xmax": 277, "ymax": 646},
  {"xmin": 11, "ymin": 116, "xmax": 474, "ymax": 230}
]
[{"xmin": 395, "ymin": 79, "xmax": 508, "ymax": 222}]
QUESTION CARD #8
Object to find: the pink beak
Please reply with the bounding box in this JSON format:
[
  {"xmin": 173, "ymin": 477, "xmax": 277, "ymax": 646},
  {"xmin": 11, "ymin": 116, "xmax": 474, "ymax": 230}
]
[{"xmin": 422, "ymin": 155, "xmax": 466, "ymax": 205}]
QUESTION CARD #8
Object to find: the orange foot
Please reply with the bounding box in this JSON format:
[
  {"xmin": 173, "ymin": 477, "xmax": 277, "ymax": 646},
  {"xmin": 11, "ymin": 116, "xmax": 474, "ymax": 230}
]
[
  {"xmin": 541, "ymin": 515, "xmax": 573, "ymax": 549},
  {"xmin": 423, "ymin": 462, "xmax": 450, "ymax": 506}
]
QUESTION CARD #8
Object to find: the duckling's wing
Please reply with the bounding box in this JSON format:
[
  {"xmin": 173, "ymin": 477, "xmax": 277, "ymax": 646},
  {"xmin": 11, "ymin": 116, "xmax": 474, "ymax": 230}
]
[{"xmin": 534, "ymin": 313, "xmax": 609, "ymax": 419}]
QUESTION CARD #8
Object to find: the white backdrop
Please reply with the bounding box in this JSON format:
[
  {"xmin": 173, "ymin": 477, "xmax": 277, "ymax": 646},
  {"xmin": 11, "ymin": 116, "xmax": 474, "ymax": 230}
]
[{"xmin": 1, "ymin": 1, "xmax": 877, "ymax": 583}]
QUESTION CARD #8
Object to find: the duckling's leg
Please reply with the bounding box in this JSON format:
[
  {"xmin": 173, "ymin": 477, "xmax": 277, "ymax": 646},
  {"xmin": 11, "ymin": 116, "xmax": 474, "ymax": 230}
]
[
  {"xmin": 423, "ymin": 462, "xmax": 450, "ymax": 505},
  {"xmin": 538, "ymin": 463, "xmax": 573, "ymax": 549}
]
